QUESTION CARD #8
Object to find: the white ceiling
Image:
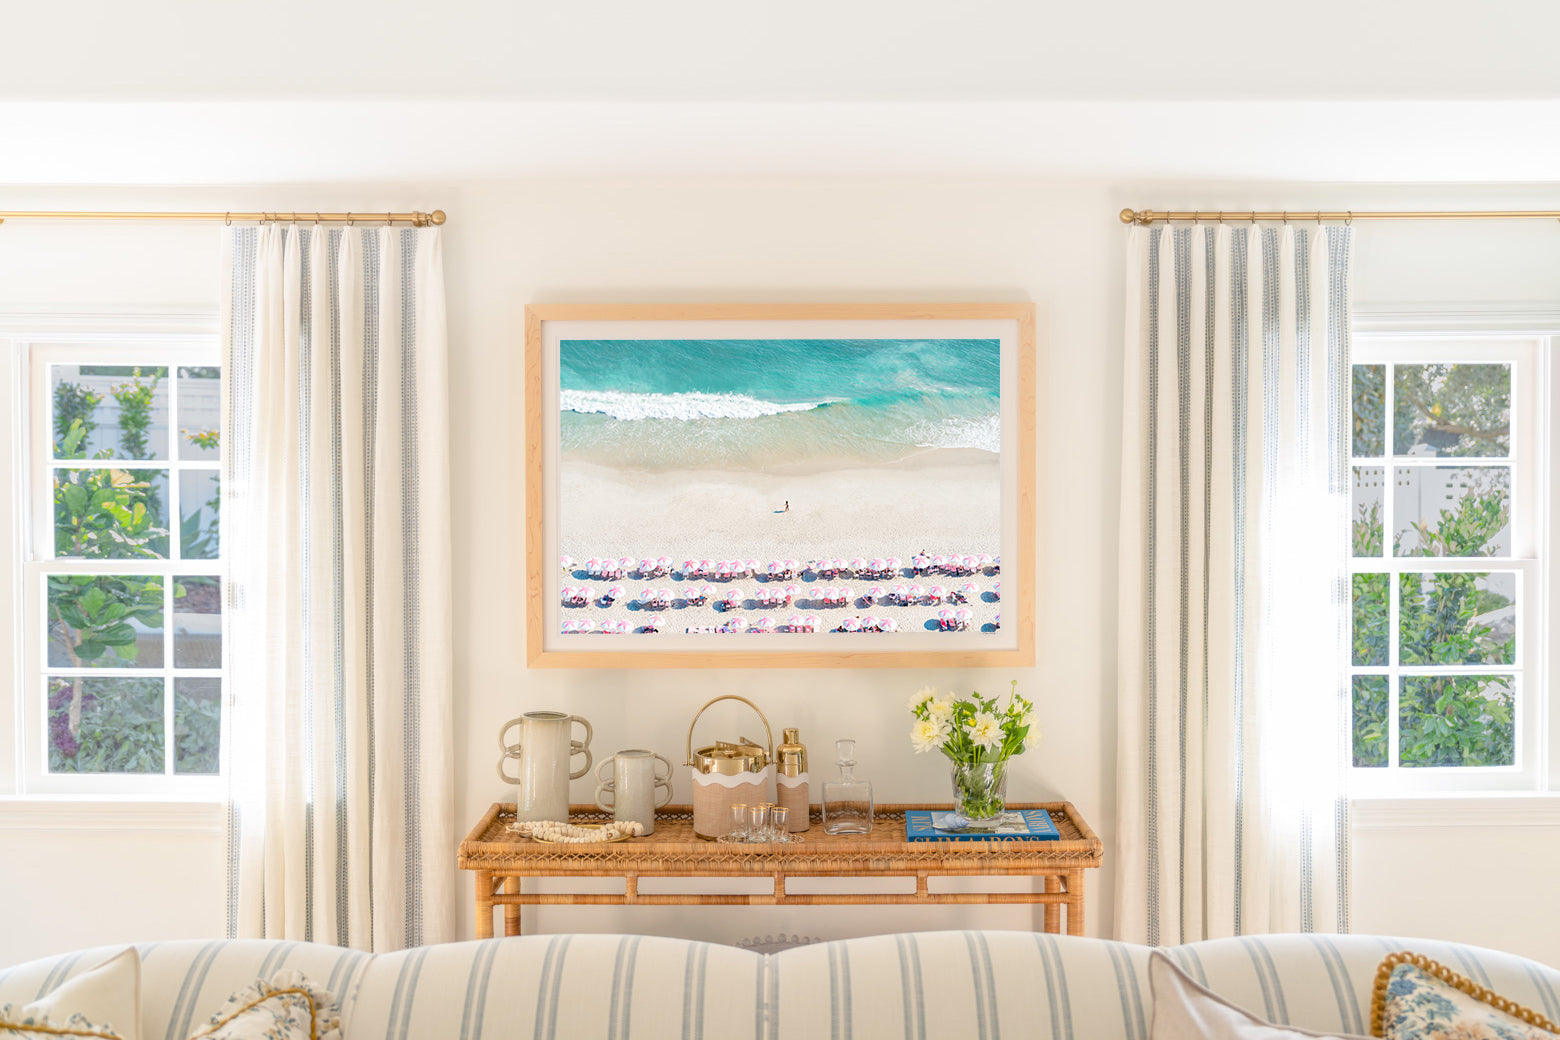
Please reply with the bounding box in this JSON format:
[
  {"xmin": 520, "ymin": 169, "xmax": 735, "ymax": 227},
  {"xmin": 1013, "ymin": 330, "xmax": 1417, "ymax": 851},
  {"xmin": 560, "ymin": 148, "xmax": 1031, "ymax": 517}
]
[{"xmin": 5, "ymin": 0, "xmax": 1560, "ymax": 184}]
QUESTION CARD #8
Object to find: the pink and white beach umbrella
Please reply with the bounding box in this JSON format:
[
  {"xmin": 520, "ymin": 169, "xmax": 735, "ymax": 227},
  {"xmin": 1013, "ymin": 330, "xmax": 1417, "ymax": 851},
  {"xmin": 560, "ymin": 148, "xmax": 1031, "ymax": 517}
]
[
  {"xmin": 939, "ymin": 609, "xmax": 954, "ymax": 621},
  {"xmin": 729, "ymin": 617, "xmax": 748, "ymax": 631},
  {"xmin": 978, "ymin": 554, "xmax": 993, "ymax": 569},
  {"xmin": 561, "ymin": 620, "xmax": 579, "ymax": 634},
  {"xmin": 956, "ymin": 608, "xmax": 973, "ymax": 624},
  {"xmin": 786, "ymin": 559, "xmax": 799, "ymax": 572},
  {"xmin": 887, "ymin": 556, "xmax": 902, "ymax": 571},
  {"xmin": 842, "ymin": 616, "xmax": 861, "ymax": 632},
  {"xmin": 609, "ymin": 584, "xmax": 625, "ymax": 598},
  {"xmin": 640, "ymin": 588, "xmax": 656, "ymax": 604},
  {"xmin": 560, "ymin": 554, "xmax": 575, "ymax": 571},
  {"xmin": 994, "ymin": 613, "xmax": 1001, "ymax": 629},
  {"xmin": 993, "ymin": 581, "xmax": 1001, "ymax": 600},
  {"xmin": 808, "ymin": 616, "xmax": 823, "ymax": 632},
  {"xmin": 962, "ymin": 555, "xmax": 978, "ymax": 572},
  {"xmin": 862, "ymin": 615, "xmax": 879, "ymax": 630},
  {"xmin": 912, "ymin": 554, "xmax": 929, "ymax": 571},
  {"xmin": 865, "ymin": 586, "xmax": 883, "ymax": 603},
  {"xmin": 647, "ymin": 615, "xmax": 664, "ymax": 631},
  {"xmin": 892, "ymin": 584, "xmax": 909, "ymax": 602},
  {"xmin": 560, "ymin": 586, "xmax": 575, "ymax": 603},
  {"xmin": 682, "ymin": 558, "xmax": 700, "ymax": 575},
  {"xmin": 701, "ymin": 584, "xmax": 717, "ymax": 600},
  {"xmin": 784, "ymin": 584, "xmax": 801, "ymax": 600},
  {"xmin": 638, "ymin": 558, "xmax": 655, "ymax": 574},
  {"xmin": 992, "ymin": 556, "xmax": 1001, "ymax": 573},
  {"xmin": 838, "ymin": 587, "xmax": 852, "ymax": 604},
  {"xmin": 869, "ymin": 558, "xmax": 886, "ymax": 575},
  {"xmin": 618, "ymin": 557, "xmax": 634, "ymax": 571},
  {"xmin": 879, "ymin": 617, "xmax": 898, "ymax": 633},
  {"xmin": 585, "ymin": 556, "xmax": 600, "ymax": 573},
  {"xmin": 768, "ymin": 561, "xmax": 783, "ymax": 576},
  {"xmin": 933, "ymin": 554, "xmax": 948, "ymax": 570},
  {"xmin": 659, "ymin": 556, "xmax": 674, "ymax": 570},
  {"xmin": 787, "ymin": 614, "xmax": 806, "ymax": 631},
  {"xmin": 833, "ymin": 558, "xmax": 847, "ymax": 571},
  {"xmin": 746, "ymin": 559, "xmax": 761, "ymax": 573},
  {"xmin": 850, "ymin": 557, "xmax": 868, "ymax": 573},
  {"xmin": 756, "ymin": 618, "xmax": 775, "ymax": 632},
  {"xmin": 907, "ymin": 584, "xmax": 924, "ymax": 602},
  {"xmin": 962, "ymin": 582, "xmax": 980, "ymax": 596},
  {"xmin": 578, "ymin": 619, "xmax": 596, "ymax": 633},
  {"xmin": 928, "ymin": 586, "xmax": 945, "ymax": 603},
  {"xmin": 701, "ymin": 559, "xmax": 716, "ymax": 575}
]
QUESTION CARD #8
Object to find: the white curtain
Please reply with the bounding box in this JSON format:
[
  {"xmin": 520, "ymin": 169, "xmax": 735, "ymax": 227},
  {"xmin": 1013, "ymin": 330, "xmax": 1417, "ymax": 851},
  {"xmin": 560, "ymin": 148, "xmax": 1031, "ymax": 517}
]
[
  {"xmin": 221, "ymin": 223, "xmax": 455, "ymax": 950},
  {"xmin": 1115, "ymin": 223, "xmax": 1354, "ymax": 945}
]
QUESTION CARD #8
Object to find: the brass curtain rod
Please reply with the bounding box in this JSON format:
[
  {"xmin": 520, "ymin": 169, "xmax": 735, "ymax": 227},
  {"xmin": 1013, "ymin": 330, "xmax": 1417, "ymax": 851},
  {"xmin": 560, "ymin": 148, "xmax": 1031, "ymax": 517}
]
[
  {"xmin": 1121, "ymin": 207, "xmax": 1560, "ymax": 226},
  {"xmin": 0, "ymin": 209, "xmax": 446, "ymax": 227}
]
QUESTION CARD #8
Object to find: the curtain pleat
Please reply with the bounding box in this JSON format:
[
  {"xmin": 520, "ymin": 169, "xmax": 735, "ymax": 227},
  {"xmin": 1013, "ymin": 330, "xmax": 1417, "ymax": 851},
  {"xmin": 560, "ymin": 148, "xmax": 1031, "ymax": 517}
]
[
  {"xmin": 222, "ymin": 223, "xmax": 455, "ymax": 951},
  {"xmin": 1115, "ymin": 223, "xmax": 1353, "ymax": 945}
]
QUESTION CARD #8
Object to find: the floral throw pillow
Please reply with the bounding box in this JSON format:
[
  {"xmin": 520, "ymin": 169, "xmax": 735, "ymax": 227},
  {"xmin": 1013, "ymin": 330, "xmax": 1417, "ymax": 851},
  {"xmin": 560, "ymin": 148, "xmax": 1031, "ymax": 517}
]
[
  {"xmin": 186, "ymin": 972, "xmax": 341, "ymax": 1040},
  {"xmin": 1373, "ymin": 953, "xmax": 1560, "ymax": 1040},
  {"xmin": 0, "ymin": 1006, "xmax": 127, "ymax": 1040}
]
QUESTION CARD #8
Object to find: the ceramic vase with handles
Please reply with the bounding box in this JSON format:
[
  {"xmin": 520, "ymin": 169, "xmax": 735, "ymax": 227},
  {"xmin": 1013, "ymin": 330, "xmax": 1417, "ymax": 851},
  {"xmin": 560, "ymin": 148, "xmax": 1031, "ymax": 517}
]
[
  {"xmin": 497, "ymin": 711, "xmax": 594, "ymax": 822},
  {"xmin": 595, "ymin": 749, "xmax": 674, "ymax": 834}
]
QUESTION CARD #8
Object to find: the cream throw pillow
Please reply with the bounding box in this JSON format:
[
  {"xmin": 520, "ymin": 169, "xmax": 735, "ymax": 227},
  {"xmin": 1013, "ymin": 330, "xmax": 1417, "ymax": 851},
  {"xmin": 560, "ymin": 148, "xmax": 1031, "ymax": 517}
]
[
  {"xmin": 1150, "ymin": 952, "xmax": 1369, "ymax": 1040},
  {"xmin": 186, "ymin": 971, "xmax": 341, "ymax": 1040},
  {"xmin": 1, "ymin": 947, "xmax": 141, "ymax": 1040}
]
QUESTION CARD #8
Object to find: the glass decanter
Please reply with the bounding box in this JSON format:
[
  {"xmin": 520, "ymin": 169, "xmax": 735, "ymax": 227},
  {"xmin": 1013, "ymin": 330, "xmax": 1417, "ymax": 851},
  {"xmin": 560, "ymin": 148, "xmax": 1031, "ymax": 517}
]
[{"xmin": 821, "ymin": 738, "xmax": 873, "ymax": 834}]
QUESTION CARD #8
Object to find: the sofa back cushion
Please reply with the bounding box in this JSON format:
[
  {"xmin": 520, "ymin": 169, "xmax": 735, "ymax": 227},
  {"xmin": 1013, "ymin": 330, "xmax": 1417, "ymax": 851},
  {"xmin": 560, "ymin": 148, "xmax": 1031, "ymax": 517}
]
[{"xmin": 0, "ymin": 940, "xmax": 371, "ymax": 1040}]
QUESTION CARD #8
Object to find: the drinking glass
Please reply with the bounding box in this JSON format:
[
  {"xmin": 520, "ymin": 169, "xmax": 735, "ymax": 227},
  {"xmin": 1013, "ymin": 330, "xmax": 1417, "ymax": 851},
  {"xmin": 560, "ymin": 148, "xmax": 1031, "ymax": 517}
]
[
  {"xmin": 769, "ymin": 805, "xmax": 790, "ymax": 841},
  {"xmin": 729, "ymin": 802, "xmax": 751, "ymax": 841},
  {"xmin": 748, "ymin": 803, "xmax": 773, "ymax": 842}
]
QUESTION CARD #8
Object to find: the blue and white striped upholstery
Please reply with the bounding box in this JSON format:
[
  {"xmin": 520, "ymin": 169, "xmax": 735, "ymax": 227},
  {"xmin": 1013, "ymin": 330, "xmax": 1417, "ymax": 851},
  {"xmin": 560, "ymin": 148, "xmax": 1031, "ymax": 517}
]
[{"xmin": 2, "ymin": 932, "xmax": 1555, "ymax": 1040}]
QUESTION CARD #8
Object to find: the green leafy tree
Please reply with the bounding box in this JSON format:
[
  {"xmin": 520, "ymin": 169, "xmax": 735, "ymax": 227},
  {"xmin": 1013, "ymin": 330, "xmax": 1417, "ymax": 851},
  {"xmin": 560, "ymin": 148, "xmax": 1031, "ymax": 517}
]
[
  {"xmin": 1352, "ymin": 481, "xmax": 1515, "ymax": 768},
  {"xmin": 52, "ymin": 382, "xmax": 103, "ymax": 459},
  {"xmin": 109, "ymin": 368, "xmax": 161, "ymax": 460},
  {"xmin": 1393, "ymin": 363, "xmax": 1509, "ymax": 457}
]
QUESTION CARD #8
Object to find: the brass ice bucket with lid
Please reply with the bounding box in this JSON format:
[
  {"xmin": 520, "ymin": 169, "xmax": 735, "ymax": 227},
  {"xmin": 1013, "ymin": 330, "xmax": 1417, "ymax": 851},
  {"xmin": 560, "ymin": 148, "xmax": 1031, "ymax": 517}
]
[{"xmin": 685, "ymin": 694, "xmax": 774, "ymax": 839}]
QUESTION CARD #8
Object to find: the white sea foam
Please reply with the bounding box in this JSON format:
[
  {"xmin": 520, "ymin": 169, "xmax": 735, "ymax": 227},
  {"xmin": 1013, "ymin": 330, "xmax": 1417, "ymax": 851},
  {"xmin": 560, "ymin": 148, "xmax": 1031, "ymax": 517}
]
[
  {"xmin": 906, "ymin": 415, "xmax": 1001, "ymax": 454},
  {"xmin": 561, "ymin": 389, "xmax": 827, "ymax": 421}
]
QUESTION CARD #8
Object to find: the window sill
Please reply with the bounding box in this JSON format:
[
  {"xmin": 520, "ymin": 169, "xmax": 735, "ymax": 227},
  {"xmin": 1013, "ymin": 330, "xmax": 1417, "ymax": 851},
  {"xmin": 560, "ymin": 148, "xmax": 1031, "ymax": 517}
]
[
  {"xmin": 1351, "ymin": 794, "xmax": 1560, "ymax": 828},
  {"xmin": 0, "ymin": 797, "xmax": 223, "ymax": 831}
]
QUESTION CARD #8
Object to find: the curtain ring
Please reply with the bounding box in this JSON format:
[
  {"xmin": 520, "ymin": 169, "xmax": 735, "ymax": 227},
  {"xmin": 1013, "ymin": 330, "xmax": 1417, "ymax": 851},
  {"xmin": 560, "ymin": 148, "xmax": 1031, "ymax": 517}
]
[
  {"xmin": 346, "ymin": 211, "xmax": 354, "ymax": 226},
  {"xmin": 386, "ymin": 211, "xmax": 392, "ymax": 226},
  {"xmin": 1282, "ymin": 211, "xmax": 1289, "ymax": 224},
  {"xmin": 224, "ymin": 212, "xmax": 231, "ymax": 227},
  {"xmin": 1346, "ymin": 211, "xmax": 1354, "ymax": 226}
]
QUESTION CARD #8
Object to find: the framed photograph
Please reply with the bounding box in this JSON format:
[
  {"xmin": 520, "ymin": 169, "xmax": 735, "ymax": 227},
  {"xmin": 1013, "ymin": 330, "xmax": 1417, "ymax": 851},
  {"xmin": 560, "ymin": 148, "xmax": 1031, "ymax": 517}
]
[{"xmin": 525, "ymin": 303, "xmax": 1036, "ymax": 668}]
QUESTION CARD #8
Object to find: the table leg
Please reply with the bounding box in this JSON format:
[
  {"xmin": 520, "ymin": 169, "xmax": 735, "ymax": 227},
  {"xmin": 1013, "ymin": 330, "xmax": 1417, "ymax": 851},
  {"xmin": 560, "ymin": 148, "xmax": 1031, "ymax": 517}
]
[
  {"xmin": 1043, "ymin": 875, "xmax": 1061, "ymax": 933},
  {"xmin": 1066, "ymin": 870, "xmax": 1085, "ymax": 936},
  {"xmin": 475, "ymin": 870, "xmax": 495, "ymax": 939},
  {"xmin": 503, "ymin": 876, "xmax": 522, "ymax": 937}
]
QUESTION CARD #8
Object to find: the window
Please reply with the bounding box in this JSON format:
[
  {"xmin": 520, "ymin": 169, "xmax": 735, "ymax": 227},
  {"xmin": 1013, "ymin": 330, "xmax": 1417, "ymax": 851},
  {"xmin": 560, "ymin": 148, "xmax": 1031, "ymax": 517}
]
[
  {"xmin": 1349, "ymin": 335, "xmax": 1544, "ymax": 793},
  {"xmin": 17, "ymin": 339, "xmax": 224, "ymax": 796}
]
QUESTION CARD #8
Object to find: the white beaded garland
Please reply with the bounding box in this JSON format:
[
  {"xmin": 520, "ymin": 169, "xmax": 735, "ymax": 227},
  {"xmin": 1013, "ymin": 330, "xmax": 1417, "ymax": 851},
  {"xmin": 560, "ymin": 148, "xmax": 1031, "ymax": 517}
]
[{"xmin": 508, "ymin": 819, "xmax": 645, "ymax": 843}]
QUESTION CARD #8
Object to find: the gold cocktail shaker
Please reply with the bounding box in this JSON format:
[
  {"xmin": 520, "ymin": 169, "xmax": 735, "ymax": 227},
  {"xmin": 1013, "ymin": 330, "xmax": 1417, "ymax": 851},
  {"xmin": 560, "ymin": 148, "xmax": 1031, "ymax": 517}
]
[{"xmin": 776, "ymin": 727, "xmax": 810, "ymax": 832}]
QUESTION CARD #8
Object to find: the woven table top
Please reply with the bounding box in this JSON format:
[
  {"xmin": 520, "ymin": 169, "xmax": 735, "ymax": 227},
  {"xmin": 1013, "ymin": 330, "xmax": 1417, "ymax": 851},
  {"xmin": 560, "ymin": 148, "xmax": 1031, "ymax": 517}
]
[{"xmin": 459, "ymin": 802, "xmax": 1103, "ymax": 875}]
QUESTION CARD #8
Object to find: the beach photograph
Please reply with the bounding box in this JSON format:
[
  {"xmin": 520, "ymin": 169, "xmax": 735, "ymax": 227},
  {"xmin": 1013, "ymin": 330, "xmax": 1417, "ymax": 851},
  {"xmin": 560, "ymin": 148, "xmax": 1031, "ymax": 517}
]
[{"xmin": 553, "ymin": 335, "xmax": 1005, "ymax": 642}]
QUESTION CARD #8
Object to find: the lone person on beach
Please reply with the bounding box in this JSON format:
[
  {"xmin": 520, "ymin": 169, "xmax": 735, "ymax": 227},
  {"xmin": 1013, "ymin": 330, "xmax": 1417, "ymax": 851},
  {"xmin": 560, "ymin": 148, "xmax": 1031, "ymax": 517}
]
[{"xmin": 784, "ymin": 501, "xmax": 790, "ymax": 512}]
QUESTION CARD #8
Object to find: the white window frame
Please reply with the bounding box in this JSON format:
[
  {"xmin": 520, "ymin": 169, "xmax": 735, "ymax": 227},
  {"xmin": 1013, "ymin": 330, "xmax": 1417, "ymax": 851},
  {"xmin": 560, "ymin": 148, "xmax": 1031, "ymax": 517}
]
[
  {"xmin": 1349, "ymin": 326, "xmax": 1549, "ymax": 796},
  {"xmin": 8, "ymin": 327, "xmax": 225, "ymax": 800}
]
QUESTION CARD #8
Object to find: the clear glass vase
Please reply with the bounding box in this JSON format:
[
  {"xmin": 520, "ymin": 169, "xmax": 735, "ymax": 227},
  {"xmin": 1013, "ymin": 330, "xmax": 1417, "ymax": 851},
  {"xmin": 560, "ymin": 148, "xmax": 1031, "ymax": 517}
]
[{"xmin": 949, "ymin": 759, "xmax": 1009, "ymax": 828}]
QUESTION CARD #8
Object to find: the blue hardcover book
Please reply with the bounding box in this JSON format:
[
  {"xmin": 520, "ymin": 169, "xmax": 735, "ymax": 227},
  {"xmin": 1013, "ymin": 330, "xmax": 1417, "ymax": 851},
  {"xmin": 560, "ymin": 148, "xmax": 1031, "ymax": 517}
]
[{"xmin": 904, "ymin": 808, "xmax": 1060, "ymax": 841}]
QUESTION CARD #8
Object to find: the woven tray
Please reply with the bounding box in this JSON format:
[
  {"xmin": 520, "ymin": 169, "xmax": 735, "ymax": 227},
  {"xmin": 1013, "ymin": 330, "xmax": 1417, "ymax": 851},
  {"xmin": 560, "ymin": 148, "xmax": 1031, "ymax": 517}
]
[{"xmin": 459, "ymin": 802, "xmax": 1103, "ymax": 876}]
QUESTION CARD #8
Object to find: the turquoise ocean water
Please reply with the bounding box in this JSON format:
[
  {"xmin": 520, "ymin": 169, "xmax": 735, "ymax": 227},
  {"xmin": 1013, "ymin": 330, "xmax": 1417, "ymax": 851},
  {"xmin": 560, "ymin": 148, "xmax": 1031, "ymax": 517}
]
[{"xmin": 559, "ymin": 338, "xmax": 1000, "ymax": 472}]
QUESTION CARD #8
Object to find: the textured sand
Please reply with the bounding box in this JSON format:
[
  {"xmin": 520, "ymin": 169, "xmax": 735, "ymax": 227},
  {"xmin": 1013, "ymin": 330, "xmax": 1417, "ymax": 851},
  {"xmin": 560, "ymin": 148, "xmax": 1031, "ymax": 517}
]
[{"xmin": 556, "ymin": 453, "xmax": 1002, "ymax": 637}]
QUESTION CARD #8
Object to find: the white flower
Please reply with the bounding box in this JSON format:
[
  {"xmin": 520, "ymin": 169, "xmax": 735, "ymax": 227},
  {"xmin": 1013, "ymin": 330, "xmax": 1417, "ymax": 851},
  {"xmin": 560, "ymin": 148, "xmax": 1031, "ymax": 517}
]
[
  {"xmin": 927, "ymin": 697, "xmax": 955, "ymax": 725},
  {"xmin": 970, "ymin": 711, "xmax": 1002, "ymax": 751},
  {"xmin": 910, "ymin": 718, "xmax": 949, "ymax": 754},
  {"xmin": 908, "ymin": 685, "xmax": 938, "ymax": 712}
]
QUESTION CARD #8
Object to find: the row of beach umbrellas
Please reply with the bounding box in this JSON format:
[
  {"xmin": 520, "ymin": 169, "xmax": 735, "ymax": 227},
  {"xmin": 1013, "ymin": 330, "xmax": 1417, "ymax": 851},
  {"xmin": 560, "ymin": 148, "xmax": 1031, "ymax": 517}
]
[{"xmin": 559, "ymin": 554, "xmax": 999, "ymax": 582}]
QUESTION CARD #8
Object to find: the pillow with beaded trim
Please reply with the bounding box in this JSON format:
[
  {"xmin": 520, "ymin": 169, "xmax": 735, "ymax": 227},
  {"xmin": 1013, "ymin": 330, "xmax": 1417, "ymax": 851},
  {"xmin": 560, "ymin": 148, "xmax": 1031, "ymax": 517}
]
[
  {"xmin": 0, "ymin": 947, "xmax": 140, "ymax": 1040},
  {"xmin": 185, "ymin": 971, "xmax": 341, "ymax": 1040},
  {"xmin": 1372, "ymin": 952, "xmax": 1560, "ymax": 1040}
]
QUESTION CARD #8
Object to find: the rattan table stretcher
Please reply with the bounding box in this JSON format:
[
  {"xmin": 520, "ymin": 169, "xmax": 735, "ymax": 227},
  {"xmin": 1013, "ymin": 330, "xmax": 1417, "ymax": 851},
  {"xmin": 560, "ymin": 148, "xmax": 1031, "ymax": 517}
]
[{"xmin": 459, "ymin": 802, "xmax": 1103, "ymax": 938}]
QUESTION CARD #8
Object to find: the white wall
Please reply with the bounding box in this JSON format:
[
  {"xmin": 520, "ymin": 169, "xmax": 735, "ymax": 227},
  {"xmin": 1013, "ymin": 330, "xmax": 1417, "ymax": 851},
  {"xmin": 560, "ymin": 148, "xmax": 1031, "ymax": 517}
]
[{"xmin": 0, "ymin": 179, "xmax": 1555, "ymax": 968}]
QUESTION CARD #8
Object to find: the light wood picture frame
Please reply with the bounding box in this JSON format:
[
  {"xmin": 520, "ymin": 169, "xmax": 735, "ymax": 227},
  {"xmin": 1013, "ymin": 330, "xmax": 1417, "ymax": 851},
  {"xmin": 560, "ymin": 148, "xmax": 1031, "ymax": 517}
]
[{"xmin": 525, "ymin": 303, "xmax": 1036, "ymax": 668}]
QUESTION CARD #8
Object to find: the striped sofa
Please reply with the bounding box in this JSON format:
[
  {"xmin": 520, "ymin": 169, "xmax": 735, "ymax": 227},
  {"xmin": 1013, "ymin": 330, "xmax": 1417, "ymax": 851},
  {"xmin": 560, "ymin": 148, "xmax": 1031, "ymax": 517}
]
[{"xmin": 2, "ymin": 931, "xmax": 1556, "ymax": 1039}]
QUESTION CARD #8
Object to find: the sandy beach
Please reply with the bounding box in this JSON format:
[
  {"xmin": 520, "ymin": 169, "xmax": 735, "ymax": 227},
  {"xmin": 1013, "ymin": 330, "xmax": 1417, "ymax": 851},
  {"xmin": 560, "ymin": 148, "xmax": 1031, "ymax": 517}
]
[{"xmin": 557, "ymin": 452, "xmax": 1003, "ymax": 638}]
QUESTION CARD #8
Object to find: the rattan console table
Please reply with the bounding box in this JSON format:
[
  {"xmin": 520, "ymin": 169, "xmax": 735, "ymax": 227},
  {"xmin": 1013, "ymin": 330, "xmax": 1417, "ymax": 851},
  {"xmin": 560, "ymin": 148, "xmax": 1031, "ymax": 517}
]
[{"xmin": 459, "ymin": 801, "xmax": 1102, "ymax": 938}]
